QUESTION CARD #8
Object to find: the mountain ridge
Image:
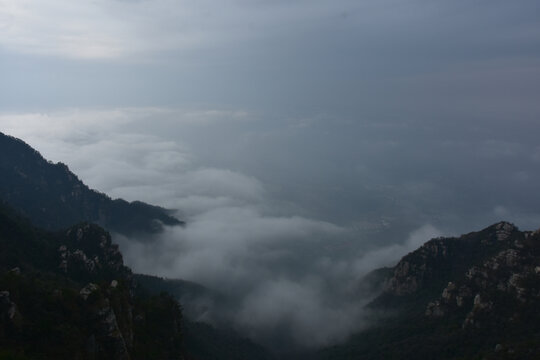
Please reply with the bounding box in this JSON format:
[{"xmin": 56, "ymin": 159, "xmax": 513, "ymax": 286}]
[
  {"xmin": 0, "ymin": 134, "xmax": 273, "ymax": 360},
  {"xmin": 0, "ymin": 201, "xmax": 184, "ymax": 359},
  {"xmin": 0, "ymin": 132, "xmax": 183, "ymax": 236},
  {"xmin": 319, "ymin": 221, "xmax": 540, "ymax": 359}
]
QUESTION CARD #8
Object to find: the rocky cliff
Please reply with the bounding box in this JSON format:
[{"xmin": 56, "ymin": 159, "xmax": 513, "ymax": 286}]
[
  {"xmin": 424, "ymin": 224, "xmax": 540, "ymax": 332},
  {"xmin": 0, "ymin": 203, "xmax": 183, "ymax": 360},
  {"xmin": 384, "ymin": 222, "xmax": 521, "ymax": 297},
  {"xmin": 320, "ymin": 222, "xmax": 540, "ymax": 360}
]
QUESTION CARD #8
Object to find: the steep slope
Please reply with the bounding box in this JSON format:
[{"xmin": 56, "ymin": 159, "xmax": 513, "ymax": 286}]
[
  {"xmin": 319, "ymin": 222, "xmax": 540, "ymax": 360},
  {"xmin": 134, "ymin": 274, "xmax": 227, "ymax": 320},
  {"xmin": 0, "ymin": 132, "xmax": 274, "ymax": 360},
  {"xmin": 0, "ymin": 132, "xmax": 183, "ymax": 235},
  {"xmin": 134, "ymin": 274, "xmax": 273, "ymax": 360},
  {"xmin": 0, "ymin": 202, "xmax": 183, "ymax": 359}
]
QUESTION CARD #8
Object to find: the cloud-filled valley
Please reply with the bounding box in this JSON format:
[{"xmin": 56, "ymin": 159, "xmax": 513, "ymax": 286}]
[
  {"xmin": 2, "ymin": 0, "xmax": 540, "ymax": 352},
  {"xmin": 2, "ymin": 106, "xmax": 539, "ymax": 348},
  {"xmin": 0, "ymin": 110, "xmax": 452, "ymax": 348}
]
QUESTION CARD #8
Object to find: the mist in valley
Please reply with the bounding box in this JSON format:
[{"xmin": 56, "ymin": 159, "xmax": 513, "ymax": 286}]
[{"xmin": 1, "ymin": 0, "xmax": 540, "ymax": 351}]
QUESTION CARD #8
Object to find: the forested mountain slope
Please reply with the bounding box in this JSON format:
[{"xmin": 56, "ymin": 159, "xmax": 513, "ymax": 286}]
[
  {"xmin": 0, "ymin": 201, "xmax": 183, "ymax": 359},
  {"xmin": 319, "ymin": 222, "xmax": 540, "ymax": 359},
  {"xmin": 0, "ymin": 132, "xmax": 182, "ymax": 236}
]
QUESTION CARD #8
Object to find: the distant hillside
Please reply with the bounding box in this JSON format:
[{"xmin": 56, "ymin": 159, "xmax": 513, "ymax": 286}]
[
  {"xmin": 319, "ymin": 222, "xmax": 540, "ymax": 359},
  {"xmin": 0, "ymin": 132, "xmax": 183, "ymax": 236}
]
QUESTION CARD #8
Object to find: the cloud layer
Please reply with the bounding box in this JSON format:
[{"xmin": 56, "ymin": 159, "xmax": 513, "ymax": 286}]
[
  {"xmin": 2, "ymin": 0, "xmax": 540, "ymax": 346},
  {"xmin": 3, "ymin": 105, "xmax": 540, "ymax": 347},
  {"xmin": 0, "ymin": 109, "xmax": 450, "ymax": 348}
]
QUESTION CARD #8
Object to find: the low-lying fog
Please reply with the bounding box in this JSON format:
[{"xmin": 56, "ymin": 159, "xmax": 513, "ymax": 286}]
[
  {"xmin": 1, "ymin": 111, "xmax": 539, "ymax": 348},
  {"xmin": 1, "ymin": 0, "xmax": 539, "ymax": 349}
]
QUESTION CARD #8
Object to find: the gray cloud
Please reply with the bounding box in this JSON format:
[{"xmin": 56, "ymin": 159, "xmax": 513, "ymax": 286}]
[{"xmin": 2, "ymin": 0, "xmax": 539, "ymax": 115}]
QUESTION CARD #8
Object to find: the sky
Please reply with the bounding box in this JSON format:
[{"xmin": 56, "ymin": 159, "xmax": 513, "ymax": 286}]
[{"xmin": 1, "ymin": 0, "xmax": 540, "ymax": 349}]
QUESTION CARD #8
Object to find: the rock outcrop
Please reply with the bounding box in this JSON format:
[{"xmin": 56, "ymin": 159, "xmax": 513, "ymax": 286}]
[
  {"xmin": 80, "ymin": 283, "xmax": 131, "ymax": 360},
  {"xmin": 423, "ymin": 226, "xmax": 540, "ymax": 332},
  {"xmin": 0, "ymin": 291, "xmax": 19, "ymax": 324},
  {"xmin": 0, "ymin": 203, "xmax": 184, "ymax": 360},
  {"xmin": 384, "ymin": 222, "xmax": 522, "ymax": 297},
  {"xmin": 59, "ymin": 223, "xmax": 131, "ymax": 281},
  {"xmin": 323, "ymin": 222, "xmax": 540, "ymax": 360}
]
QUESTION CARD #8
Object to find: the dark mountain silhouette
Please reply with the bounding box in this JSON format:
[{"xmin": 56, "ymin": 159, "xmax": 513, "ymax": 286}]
[
  {"xmin": 135, "ymin": 274, "xmax": 271, "ymax": 360},
  {"xmin": 0, "ymin": 132, "xmax": 183, "ymax": 236},
  {"xmin": 0, "ymin": 201, "xmax": 272, "ymax": 360},
  {"xmin": 319, "ymin": 222, "xmax": 540, "ymax": 359},
  {"xmin": 0, "ymin": 132, "xmax": 272, "ymax": 359},
  {"xmin": 0, "ymin": 200, "xmax": 183, "ymax": 359}
]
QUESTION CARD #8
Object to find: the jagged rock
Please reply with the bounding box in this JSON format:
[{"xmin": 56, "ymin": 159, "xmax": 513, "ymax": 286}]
[
  {"xmin": 0, "ymin": 188, "xmax": 184, "ymax": 360},
  {"xmin": 0, "ymin": 290, "xmax": 21, "ymax": 333},
  {"xmin": 502, "ymin": 249, "xmax": 520, "ymax": 267},
  {"xmin": 59, "ymin": 247, "xmax": 97, "ymax": 274},
  {"xmin": 383, "ymin": 223, "xmax": 522, "ymax": 297},
  {"xmin": 425, "ymin": 282, "xmax": 465, "ymax": 317},
  {"xmin": 80, "ymin": 283, "xmax": 100, "ymax": 301},
  {"xmin": 328, "ymin": 223, "xmax": 540, "ymax": 359},
  {"xmin": 421, "ymin": 225, "xmax": 540, "ymax": 332},
  {"xmin": 456, "ymin": 285, "xmax": 472, "ymax": 305},
  {"xmin": 385, "ymin": 260, "xmax": 420, "ymax": 295},
  {"xmin": 462, "ymin": 294, "xmax": 493, "ymax": 329},
  {"xmin": 425, "ymin": 301, "xmax": 446, "ymax": 317},
  {"xmin": 385, "ymin": 238, "xmax": 452, "ymax": 295},
  {"xmin": 441, "ymin": 282, "xmax": 456, "ymax": 300},
  {"xmin": 96, "ymin": 304, "xmax": 130, "ymax": 359},
  {"xmin": 0, "ymin": 291, "xmax": 18, "ymax": 321},
  {"xmin": 88, "ymin": 297, "xmax": 131, "ymax": 360},
  {"xmin": 77, "ymin": 227, "xmax": 84, "ymax": 242},
  {"xmin": 507, "ymin": 273, "xmax": 527, "ymax": 301},
  {"xmin": 79, "ymin": 283, "xmax": 132, "ymax": 359},
  {"xmin": 379, "ymin": 221, "xmax": 540, "ymax": 335},
  {"xmin": 495, "ymin": 222, "xmax": 516, "ymax": 242},
  {"xmin": 59, "ymin": 224, "xmax": 132, "ymax": 282},
  {"xmin": 8, "ymin": 267, "xmax": 21, "ymax": 275}
]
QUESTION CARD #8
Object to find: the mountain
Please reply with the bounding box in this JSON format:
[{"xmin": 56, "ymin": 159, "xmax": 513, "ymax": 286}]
[
  {"xmin": 0, "ymin": 200, "xmax": 273, "ymax": 360},
  {"xmin": 0, "ymin": 132, "xmax": 183, "ymax": 236},
  {"xmin": 0, "ymin": 132, "xmax": 276, "ymax": 360},
  {"xmin": 134, "ymin": 274, "xmax": 273, "ymax": 360},
  {"xmin": 5, "ymin": 131, "xmax": 540, "ymax": 359},
  {"xmin": 0, "ymin": 201, "xmax": 183, "ymax": 359},
  {"xmin": 319, "ymin": 222, "xmax": 540, "ymax": 359},
  {"xmin": 134, "ymin": 274, "xmax": 227, "ymax": 320}
]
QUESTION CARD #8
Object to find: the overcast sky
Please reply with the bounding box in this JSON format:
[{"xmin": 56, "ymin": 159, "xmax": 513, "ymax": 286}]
[{"xmin": 1, "ymin": 0, "xmax": 540, "ymax": 348}]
